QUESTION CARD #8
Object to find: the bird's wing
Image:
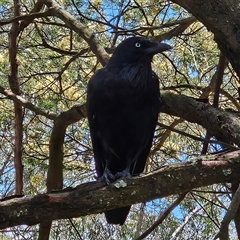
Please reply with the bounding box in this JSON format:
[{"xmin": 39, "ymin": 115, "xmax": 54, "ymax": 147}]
[
  {"xmin": 86, "ymin": 68, "xmax": 124, "ymax": 178},
  {"xmin": 87, "ymin": 67, "xmax": 160, "ymax": 178},
  {"xmin": 128, "ymin": 71, "xmax": 160, "ymax": 175},
  {"xmin": 86, "ymin": 69, "xmax": 107, "ymax": 177}
]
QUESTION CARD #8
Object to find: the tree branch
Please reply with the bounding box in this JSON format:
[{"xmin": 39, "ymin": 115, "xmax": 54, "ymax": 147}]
[
  {"xmin": 1, "ymin": 150, "xmax": 240, "ymax": 229},
  {"xmin": 114, "ymin": 16, "xmax": 196, "ymax": 36},
  {"xmin": 0, "ymin": 86, "xmax": 57, "ymax": 120},
  {"xmin": 43, "ymin": 0, "xmax": 109, "ymax": 66},
  {"xmin": 214, "ymin": 184, "xmax": 240, "ymax": 240},
  {"xmin": 170, "ymin": 205, "xmax": 204, "ymax": 240},
  {"xmin": 2, "ymin": 85, "xmax": 240, "ymax": 149},
  {"xmin": 8, "ymin": 0, "xmax": 23, "ymax": 196},
  {"xmin": 135, "ymin": 193, "xmax": 187, "ymax": 240},
  {"xmin": 152, "ymin": 16, "xmax": 196, "ymax": 42},
  {"xmin": 0, "ymin": 10, "xmax": 51, "ymax": 26},
  {"xmin": 157, "ymin": 122, "xmax": 239, "ymax": 150},
  {"xmin": 46, "ymin": 103, "xmax": 87, "ymax": 191},
  {"xmin": 160, "ymin": 91, "xmax": 240, "ymax": 146}
]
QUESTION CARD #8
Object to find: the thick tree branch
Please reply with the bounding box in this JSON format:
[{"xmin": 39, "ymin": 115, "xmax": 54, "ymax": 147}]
[
  {"xmin": 160, "ymin": 91, "xmax": 240, "ymax": 146},
  {"xmin": 1, "ymin": 150, "xmax": 240, "ymax": 229},
  {"xmin": 41, "ymin": 103, "xmax": 87, "ymax": 238},
  {"xmin": 47, "ymin": 103, "xmax": 87, "ymax": 191},
  {"xmin": 213, "ymin": 53, "xmax": 226, "ymax": 108},
  {"xmin": 202, "ymin": 54, "xmax": 227, "ymax": 153},
  {"xmin": 2, "ymin": 86, "xmax": 240, "ymax": 148}
]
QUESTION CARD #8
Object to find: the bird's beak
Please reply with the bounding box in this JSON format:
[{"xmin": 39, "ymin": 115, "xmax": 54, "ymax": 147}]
[{"xmin": 145, "ymin": 42, "xmax": 172, "ymax": 54}]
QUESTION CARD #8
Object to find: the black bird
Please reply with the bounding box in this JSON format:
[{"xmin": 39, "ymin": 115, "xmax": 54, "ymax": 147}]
[{"xmin": 86, "ymin": 37, "xmax": 171, "ymax": 225}]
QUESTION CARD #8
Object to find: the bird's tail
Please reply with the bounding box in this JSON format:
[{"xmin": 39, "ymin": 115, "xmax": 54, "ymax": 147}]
[{"xmin": 105, "ymin": 206, "xmax": 131, "ymax": 225}]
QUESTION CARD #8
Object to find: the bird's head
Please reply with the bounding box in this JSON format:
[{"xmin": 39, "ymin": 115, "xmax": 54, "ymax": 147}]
[{"xmin": 108, "ymin": 37, "xmax": 172, "ymax": 67}]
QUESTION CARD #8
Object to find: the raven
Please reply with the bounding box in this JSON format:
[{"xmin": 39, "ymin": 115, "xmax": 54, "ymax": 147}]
[{"xmin": 87, "ymin": 37, "xmax": 171, "ymax": 225}]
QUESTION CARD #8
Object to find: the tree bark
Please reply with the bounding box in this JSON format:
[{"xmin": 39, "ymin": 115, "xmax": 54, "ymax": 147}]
[
  {"xmin": 1, "ymin": 150, "xmax": 240, "ymax": 229},
  {"xmin": 160, "ymin": 91, "xmax": 240, "ymax": 146},
  {"xmin": 8, "ymin": 0, "xmax": 23, "ymax": 196}
]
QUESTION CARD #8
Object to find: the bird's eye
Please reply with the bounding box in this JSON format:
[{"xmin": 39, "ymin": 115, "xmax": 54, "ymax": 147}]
[{"xmin": 135, "ymin": 42, "xmax": 141, "ymax": 48}]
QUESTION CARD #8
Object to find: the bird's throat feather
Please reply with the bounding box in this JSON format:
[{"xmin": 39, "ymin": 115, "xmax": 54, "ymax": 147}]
[{"xmin": 119, "ymin": 63, "xmax": 152, "ymax": 89}]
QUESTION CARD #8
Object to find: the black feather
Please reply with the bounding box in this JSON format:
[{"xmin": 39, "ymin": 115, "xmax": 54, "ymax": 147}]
[{"xmin": 86, "ymin": 37, "xmax": 172, "ymax": 225}]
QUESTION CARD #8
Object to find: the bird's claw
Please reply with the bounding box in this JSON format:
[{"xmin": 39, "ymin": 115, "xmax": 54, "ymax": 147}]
[
  {"xmin": 97, "ymin": 168, "xmax": 115, "ymax": 185},
  {"xmin": 115, "ymin": 169, "xmax": 132, "ymax": 179}
]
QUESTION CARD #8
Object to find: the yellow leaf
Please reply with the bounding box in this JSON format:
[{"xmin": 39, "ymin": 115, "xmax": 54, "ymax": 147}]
[{"xmin": 30, "ymin": 173, "xmax": 44, "ymax": 186}]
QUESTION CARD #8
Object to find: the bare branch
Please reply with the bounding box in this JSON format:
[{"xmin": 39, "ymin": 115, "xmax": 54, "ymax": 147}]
[
  {"xmin": 170, "ymin": 205, "xmax": 204, "ymax": 240},
  {"xmin": 114, "ymin": 17, "xmax": 196, "ymax": 35},
  {"xmin": 163, "ymin": 84, "xmax": 240, "ymax": 111},
  {"xmin": 19, "ymin": 0, "xmax": 45, "ymax": 32},
  {"xmin": 202, "ymin": 53, "xmax": 228, "ymax": 153},
  {"xmin": 47, "ymin": 103, "xmax": 87, "ymax": 191},
  {"xmin": 135, "ymin": 193, "xmax": 187, "ymax": 240},
  {"xmin": 0, "ymin": 10, "xmax": 51, "ymax": 26},
  {"xmin": 157, "ymin": 122, "xmax": 239, "ymax": 150},
  {"xmin": 134, "ymin": 203, "xmax": 146, "ymax": 239},
  {"xmin": 213, "ymin": 54, "xmax": 227, "ymax": 108},
  {"xmin": 0, "ymin": 86, "xmax": 57, "ymax": 120},
  {"xmin": 44, "ymin": 0, "xmax": 109, "ymax": 66},
  {"xmin": 152, "ymin": 16, "xmax": 196, "ymax": 41}
]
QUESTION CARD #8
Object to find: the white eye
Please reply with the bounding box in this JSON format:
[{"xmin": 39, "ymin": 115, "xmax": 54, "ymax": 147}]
[{"xmin": 135, "ymin": 42, "xmax": 141, "ymax": 48}]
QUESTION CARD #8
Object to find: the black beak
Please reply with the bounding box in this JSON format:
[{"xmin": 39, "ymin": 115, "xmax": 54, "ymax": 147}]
[{"xmin": 145, "ymin": 42, "xmax": 172, "ymax": 54}]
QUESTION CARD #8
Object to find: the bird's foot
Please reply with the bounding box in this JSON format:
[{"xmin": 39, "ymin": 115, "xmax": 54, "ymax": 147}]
[
  {"xmin": 115, "ymin": 169, "xmax": 132, "ymax": 180},
  {"xmin": 97, "ymin": 168, "xmax": 115, "ymax": 185}
]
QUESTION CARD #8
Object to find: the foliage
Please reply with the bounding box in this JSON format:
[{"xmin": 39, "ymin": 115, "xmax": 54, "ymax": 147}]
[{"xmin": 0, "ymin": 0, "xmax": 239, "ymax": 239}]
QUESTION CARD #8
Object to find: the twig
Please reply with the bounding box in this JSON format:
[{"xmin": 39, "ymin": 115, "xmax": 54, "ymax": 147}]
[
  {"xmin": 170, "ymin": 205, "xmax": 204, "ymax": 240},
  {"xmin": 44, "ymin": 0, "xmax": 109, "ymax": 66},
  {"xmin": 69, "ymin": 218, "xmax": 83, "ymax": 240},
  {"xmin": 135, "ymin": 193, "xmax": 187, "ymax": 240},
  {"xmin": 151, "ymin": 118, "xmax": 183, "ymax": 156},
  {"xmin": 0, "ymin": 10, "xmax": 51, "ymax": 26},
  {"xmin": 157, "ymin": 122, "xmax": 239, "ymax": 150},
  {"xmin": 134, "ymin": 203, "xmax": 146, "ymax": 239}
]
